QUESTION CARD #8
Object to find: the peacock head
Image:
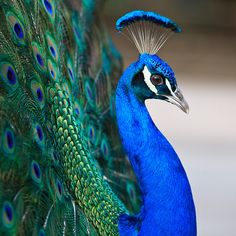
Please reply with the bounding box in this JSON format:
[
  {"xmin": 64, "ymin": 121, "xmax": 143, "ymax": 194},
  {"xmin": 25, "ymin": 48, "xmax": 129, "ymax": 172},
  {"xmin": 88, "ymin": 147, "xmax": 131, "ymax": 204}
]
[{"xmin": 116, "ymin": 10, "xmax": 189, "ymax": 113}]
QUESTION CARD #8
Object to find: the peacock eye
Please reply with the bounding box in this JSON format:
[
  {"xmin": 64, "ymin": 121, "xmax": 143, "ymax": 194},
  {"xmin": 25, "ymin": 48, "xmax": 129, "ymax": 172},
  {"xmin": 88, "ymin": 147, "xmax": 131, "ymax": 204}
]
[{"xmin": 150, "ymin": 74, "xmax": 164, "ymax": 86}]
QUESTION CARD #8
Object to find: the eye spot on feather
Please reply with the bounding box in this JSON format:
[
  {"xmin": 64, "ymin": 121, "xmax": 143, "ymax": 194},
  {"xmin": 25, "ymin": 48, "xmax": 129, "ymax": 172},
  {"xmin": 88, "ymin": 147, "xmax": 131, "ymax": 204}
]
[
  {"xmin": 36, "ymin": 125, "xmax": 44, "ymax": 141},
  {"xmin": 68, "ymin": 68, "xmax": 74, "ymax": 81},
  {"xmin": 86, "ymin": 85, "xmax": 92, "ymax": 99},
  {"xmin": 31, "ymin": 160, "xmax": 42, "ymax": 184},
  {"xmin": 126, "ymin": 182, "xmax": 138, "ymax": 207},
  {"xmin": 36, "ymin": 54, "xmax": 44, "ymax": 67},
  {"xmin": 4, "ymin": 204, "xmax": 12, "ymax": 221},
  {"xmin": 87, "ymin": 125, "xmax": 96, "ymax": 144},
  {"xmin": 7, "ymin": 12, "xmax": 25, "ymax": 45},
  {"xmin": 102, "ymin": 144, "xmax": 108, "ymax": 156},
  {"xmin": 84, "ymin": 79, "xmax": 96, "ymax": 107},
  {"xmin": 43, "ymin": 0, "xmax": 53, "ymax": 15},
  {"xmin": 0, "ymin": 63, "xmax": 18, "ymax": 87},
  {"xmin": 7, "ymin": 66, "xmax": 16, "ymax": 85},
  {"xmin": 57, "ymin": 180, "xmax": 62, "ymax": 195},
  {"xmin": 67, "ymin": 59, "xmax": 75, "ymax": 85},
  {"xmin": 100, "ymin": 135, "xmax": 110, "ymax": 160},
  {"xmin": 42, "ymin": 0, "xmax": 55, "ymax": 20},
  {"xmin": 49, "ymin": 46, "xmax": 56, "ymax": 57},
  {"xmin": 31, "ymin": 81, "xmax": 45, "ymax": 107},
  {"xmin": 2, "ymin": 202, "xmax": 14, "ymax": 228},
  {"xmin": 46, "ymin": 33, "xmax": 58, "ymax": 62},
  {"xmin": 33, "ymin": 164, "xmax": 40, "ymax": 178},
  {"xmin": 36, "ymin": 87, "xmax": 43, "ymax": 102},
  {"xmin": 33, "ymin": 123, "xmax": 45, "ymax": 145},
  {"xmin": 74, "ymin": 101, "xmax": 84, "ymax": 120},
  {"xmin": 73, "ymin": 25, "xmax": 82, "ymax": 41},
  {"xmin": 32, "ymin": 42, "xmax": 46, "ymax": 72},
  {"xmin": 39, "ymin": 229, "xmax": 46, "ymax": 236},
  {"xmin": 50, "ymin": 70, "xmax": 54, "ymax": 77},
  {"xmin": 47, "ymin": 60, "xmax": 58, "ymax": 81},
  {"xmin": 2, "ymin": 128, "xmax": 15, "ymax": 154},
  {"xmin": 84, "ymin": 115, "xmax": 101, "ymax": 147},
  {"xmin": 6, "ymin": 131, "xmax": 14, "ymax": 149},
  {"xmin": 75, "ymin": 108, "xmax": 79, "ymax": 115},
  {"xmin": 127, "ymin": 183, "xmax": 134, "ymax": 199},
  {"xmin": 56, "ymin": 179, "xmax": 63, "ymax": 200},
  {"xmin": 13, "ymin": 23, "xmax": 24, "ymax": 39},
  {"xmin": 89, "ymin": 127, "xmax": 94, "ymax": 138}
]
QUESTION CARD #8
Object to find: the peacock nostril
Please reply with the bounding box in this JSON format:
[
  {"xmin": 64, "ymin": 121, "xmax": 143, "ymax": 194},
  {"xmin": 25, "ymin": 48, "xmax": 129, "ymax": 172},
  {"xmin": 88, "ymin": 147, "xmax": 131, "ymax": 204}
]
[{"xmin": 176, "ymin": 91, "xmax": 183, "ymax": 99}]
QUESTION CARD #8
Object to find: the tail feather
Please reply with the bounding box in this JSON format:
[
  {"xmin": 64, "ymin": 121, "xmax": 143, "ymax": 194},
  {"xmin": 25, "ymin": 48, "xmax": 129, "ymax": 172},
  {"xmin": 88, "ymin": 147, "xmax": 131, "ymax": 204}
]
[{"xmin": 0, "ymin": 0, "xmax": 141, "ymax": 235}]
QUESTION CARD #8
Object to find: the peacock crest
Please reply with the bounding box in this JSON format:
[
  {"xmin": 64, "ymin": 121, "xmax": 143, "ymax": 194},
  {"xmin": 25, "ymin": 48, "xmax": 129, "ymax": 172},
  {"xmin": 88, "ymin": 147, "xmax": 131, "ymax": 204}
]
[{"xmin": 116, "ymin": 10, "xmax": 181, "ymax": 55}]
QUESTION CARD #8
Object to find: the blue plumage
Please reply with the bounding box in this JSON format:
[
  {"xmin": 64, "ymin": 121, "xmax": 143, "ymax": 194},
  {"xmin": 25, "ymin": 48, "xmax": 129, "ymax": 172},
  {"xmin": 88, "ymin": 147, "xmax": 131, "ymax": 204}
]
[
  {"xmin": 0, "ymin": 2, "xmax": 196, "ymax": 234},
  {"xmin": 115, "ymin": 10, "xmax": 196, "ymax": 235},
  {"xmin": 116, "ymin": 54, "xmax": 196, "ymax": 235},
  {"xmin": 116, "ymin": 10, "xmax": 182, "ymax": 33},
  {"xmin": 141, "ymin": 54, "xmax": 176, "ymax": 82}
]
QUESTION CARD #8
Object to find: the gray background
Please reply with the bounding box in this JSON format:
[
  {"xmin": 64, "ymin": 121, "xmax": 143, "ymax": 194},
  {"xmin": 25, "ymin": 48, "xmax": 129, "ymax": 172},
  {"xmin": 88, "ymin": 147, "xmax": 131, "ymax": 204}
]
[{"xmin": 104, "ymin": 1, "xmax": 236, "ymax": 235}]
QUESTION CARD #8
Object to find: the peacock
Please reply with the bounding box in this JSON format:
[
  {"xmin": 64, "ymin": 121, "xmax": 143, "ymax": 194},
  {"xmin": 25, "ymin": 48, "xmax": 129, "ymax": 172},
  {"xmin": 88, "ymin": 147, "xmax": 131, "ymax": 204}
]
[{"xmin": 0, "ymin": 0, "xmax": 196, "ymax": 235}]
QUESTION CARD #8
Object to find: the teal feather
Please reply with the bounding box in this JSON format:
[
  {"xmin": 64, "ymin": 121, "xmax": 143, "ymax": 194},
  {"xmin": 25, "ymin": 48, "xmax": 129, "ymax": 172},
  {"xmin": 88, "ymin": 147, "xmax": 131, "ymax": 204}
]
[{"xmin": 0, "ymin": 0, "xmax": 140, "ymax": 235}]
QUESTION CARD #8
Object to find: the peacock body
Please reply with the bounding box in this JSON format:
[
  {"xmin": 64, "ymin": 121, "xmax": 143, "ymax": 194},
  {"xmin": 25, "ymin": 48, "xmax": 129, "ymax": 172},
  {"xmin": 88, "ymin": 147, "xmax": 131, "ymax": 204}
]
[{"xmin": 0, "ymin": 0, "xmax": 196, "ymax": 235}]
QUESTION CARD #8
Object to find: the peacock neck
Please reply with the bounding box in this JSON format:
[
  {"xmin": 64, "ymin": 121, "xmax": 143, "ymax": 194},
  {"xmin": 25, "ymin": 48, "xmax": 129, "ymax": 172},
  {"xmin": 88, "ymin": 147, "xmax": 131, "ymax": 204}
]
[{"xmin": 116, "ymin": 65, "xmax": 196, "ymax": 235}]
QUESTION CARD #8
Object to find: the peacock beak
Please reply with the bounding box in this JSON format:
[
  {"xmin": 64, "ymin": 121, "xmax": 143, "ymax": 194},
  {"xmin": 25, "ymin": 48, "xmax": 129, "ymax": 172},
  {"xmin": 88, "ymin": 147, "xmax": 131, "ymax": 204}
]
[{"xmin": 164, "ymin": 87, "xmax": 189, "ymax": 114}]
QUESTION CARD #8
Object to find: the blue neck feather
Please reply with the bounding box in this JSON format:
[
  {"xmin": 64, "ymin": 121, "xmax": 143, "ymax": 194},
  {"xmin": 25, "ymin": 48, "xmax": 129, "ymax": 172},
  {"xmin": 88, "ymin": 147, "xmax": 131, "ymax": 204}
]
[{"xmin": 116, "ymin": 61, "xmax": 196, "ymax": 235}]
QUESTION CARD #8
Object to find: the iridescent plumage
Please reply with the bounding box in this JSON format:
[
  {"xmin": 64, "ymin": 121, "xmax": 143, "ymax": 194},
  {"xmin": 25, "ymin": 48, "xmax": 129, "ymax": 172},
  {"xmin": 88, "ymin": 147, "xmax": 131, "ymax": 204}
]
[
  {"xmin": 0, "ymin": 1, "xmax": 140, "ymax": 235},
  {"xmin": 116, "ymin": 10, "xmax": 196, "ymax": 235},
  {"xmin": 0, "ymin": 1, "xmax": 196, "ymax": 235}
]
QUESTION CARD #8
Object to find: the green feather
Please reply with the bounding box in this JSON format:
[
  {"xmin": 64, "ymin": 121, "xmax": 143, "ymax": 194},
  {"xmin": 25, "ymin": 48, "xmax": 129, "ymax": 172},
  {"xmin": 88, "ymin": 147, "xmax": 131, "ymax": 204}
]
[{"xmin": 0, "ymin": 0, "xmax": 141, "ymax": 235}]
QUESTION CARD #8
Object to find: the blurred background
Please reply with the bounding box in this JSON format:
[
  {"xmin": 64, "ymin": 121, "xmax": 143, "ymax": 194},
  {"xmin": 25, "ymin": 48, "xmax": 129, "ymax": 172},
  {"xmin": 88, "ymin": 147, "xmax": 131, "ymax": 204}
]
[{"xmin": 103, "ymin": 1, "xmax": 236, "ymax": 235}]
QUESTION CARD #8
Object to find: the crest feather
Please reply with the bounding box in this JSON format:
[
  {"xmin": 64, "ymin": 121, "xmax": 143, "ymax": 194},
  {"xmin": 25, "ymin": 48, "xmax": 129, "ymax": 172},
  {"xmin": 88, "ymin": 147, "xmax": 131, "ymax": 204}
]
[{"xmin": 116, "ymin": 10, "xmax": 181, "ymax": 55}]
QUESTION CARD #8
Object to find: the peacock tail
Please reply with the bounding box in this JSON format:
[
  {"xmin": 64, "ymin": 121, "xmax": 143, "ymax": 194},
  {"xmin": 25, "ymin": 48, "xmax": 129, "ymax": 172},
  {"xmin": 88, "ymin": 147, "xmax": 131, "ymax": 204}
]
[{"xmin": 0, "ymin": 0, "xmax": 141, "ymax": 235}]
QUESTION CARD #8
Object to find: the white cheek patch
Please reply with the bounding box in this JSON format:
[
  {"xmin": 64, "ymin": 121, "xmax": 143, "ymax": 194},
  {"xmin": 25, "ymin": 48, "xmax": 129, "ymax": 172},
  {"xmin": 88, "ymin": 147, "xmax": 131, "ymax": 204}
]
[
  {"xmin": 142, "ymin": 66, "xmax": 157, "ymax": 94},
  {"xmin": 165, "ymin": 78, "xmax": 176, "ymax": 97}
]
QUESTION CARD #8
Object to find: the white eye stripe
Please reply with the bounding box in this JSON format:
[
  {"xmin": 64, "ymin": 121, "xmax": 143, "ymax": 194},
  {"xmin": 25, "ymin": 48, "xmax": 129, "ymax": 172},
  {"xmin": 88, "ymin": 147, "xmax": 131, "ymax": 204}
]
[
  {"xmin": 142, "ymin": 66, "xmax": 157, "ymax": 94},
  {"xmin": 165, "ymin": 78, "xmax": 173, "ymax": 93},
  {"xmin": 165, "ymin": 78, "xmax": 178, "ymax": 98}
]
